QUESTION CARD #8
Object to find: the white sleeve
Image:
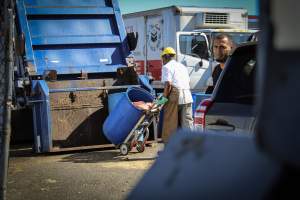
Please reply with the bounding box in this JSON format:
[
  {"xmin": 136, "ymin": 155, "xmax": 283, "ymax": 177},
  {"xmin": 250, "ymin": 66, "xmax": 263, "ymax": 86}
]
[{"xmin": 161, "ymin": 65, "xmax": 172, "ymax": 83}]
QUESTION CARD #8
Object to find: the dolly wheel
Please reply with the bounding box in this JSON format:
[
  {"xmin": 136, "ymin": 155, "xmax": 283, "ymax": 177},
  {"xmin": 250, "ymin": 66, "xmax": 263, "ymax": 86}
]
[
  {"xmin": 131, "ymin": 140, "xmax": 137, "ymax": 148},
  {"xmin": 120, "ymin": 143, "xmax": 129, "ymax": 155},
  {"xmin": 136, "ymin": 141, "xmax": 145, "ymax": 153}
]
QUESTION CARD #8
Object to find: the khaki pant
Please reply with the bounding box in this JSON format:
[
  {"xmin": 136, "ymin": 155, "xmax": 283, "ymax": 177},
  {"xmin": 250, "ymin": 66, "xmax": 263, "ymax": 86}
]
[
  {"xmin": 178, "ymin": 103, "xmax": 193, "ymax": 128},
  {"xmin": 161, "ymin": 88, "xmax": 193, "ymax": 143}
]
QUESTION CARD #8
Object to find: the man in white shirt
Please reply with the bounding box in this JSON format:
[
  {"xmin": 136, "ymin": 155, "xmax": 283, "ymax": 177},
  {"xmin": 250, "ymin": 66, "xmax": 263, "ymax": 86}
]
[{"xmin": 160, "ymin": 47, "xmax": 193, "ymax": 142}]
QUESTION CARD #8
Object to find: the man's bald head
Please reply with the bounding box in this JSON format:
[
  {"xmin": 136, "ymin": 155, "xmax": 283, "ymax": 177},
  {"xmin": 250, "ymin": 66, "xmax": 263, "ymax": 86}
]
[{"xmin": 213, "ymin": 34, "xmax": 234, "ymax": 65}]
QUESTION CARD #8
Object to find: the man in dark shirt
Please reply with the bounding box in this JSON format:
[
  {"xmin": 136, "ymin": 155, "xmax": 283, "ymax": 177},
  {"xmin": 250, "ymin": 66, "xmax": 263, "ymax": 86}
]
[{"xmin": 206, "ymin": 34, "xmax": 234, "ymax": 94}]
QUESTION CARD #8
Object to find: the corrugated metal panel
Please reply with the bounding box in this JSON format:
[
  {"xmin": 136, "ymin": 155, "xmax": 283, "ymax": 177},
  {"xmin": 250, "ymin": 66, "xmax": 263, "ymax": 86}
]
[{"xmin": 48, "ymin": 80, "xmax": 110, "ymax": 149}]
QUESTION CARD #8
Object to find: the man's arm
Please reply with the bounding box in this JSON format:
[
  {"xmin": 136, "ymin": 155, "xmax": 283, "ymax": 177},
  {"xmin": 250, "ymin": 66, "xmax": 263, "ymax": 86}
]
[
  {"xmin": 161, "ymin": 64, "xmax": 172, "ymax": 97},
  {"xmin": 163, "ymin": 81, "xmax": 172, "ymax": 98}
]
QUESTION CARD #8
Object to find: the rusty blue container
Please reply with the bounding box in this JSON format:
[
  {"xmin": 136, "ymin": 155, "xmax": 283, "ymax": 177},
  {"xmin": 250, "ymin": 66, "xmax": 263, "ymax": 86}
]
[{"xmin": 103, "ymin": 87, "xmax": 154, "ymax": 145}]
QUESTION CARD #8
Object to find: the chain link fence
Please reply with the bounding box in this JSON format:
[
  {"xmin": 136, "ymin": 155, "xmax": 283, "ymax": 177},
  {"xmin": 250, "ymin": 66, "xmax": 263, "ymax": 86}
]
[
  {"xmin": 0, "ymin": 0, "xmax": 6, "ymax": 141},
  {"xmin": 1, "ymin": 1, "xmax": 15, "ymax": 198}
]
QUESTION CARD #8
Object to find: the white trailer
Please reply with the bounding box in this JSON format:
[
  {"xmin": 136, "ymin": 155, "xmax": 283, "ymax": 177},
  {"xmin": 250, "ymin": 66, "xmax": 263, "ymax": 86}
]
[{"xmin": 123, "ymin": 6, "xmax": 255, "ymax": 91}]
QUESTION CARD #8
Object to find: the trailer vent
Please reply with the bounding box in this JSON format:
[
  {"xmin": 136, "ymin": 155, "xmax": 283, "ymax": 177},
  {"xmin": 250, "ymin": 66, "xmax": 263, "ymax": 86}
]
[{"xmin": 204, "ymin": 13, "xmax": 229, "ymax": 24}]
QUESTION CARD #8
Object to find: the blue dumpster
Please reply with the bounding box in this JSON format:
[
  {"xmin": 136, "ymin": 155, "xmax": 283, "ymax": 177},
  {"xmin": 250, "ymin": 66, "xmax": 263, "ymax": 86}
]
[{"xmin": 103, "ymin": 87, "xmax": 154, "ymax": 145}]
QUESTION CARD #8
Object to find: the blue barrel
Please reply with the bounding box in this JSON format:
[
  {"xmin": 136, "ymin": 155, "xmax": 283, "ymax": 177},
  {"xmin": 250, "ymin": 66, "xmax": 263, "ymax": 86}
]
[
  {"xmin": 103, "ymin": 87, "xmax": 154, "ymax": 145},
  {"xmin": 108, "ymin": 92, "xmax": 126, "ymax": 113}
]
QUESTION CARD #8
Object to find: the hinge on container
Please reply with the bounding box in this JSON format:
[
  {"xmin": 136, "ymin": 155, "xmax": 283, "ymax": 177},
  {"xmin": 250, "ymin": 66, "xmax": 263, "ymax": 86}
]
[
  {"xmin": 79, "ymin": 70, "xmax": 88, "ymax": 80},
  {"xmin": 43, "ymin": 70, "xmax": 57, "ymax": 81}
]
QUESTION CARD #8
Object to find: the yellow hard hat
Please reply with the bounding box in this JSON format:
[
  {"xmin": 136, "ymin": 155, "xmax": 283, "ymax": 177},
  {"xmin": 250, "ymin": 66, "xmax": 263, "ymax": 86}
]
[{"xmin": 161, "ymin": 47, "xmax": 176, "ymax": 57}]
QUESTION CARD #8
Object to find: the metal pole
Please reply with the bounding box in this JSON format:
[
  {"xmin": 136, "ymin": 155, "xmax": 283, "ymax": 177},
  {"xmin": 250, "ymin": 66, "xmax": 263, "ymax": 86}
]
[{"xmin": 0, "ymin": 6, "xmax": 14, "ymax": 200}]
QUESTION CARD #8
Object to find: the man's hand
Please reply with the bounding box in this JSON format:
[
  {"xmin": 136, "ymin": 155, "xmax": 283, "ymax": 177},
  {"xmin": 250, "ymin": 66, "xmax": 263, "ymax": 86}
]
[{"xmin": 156, "ymin": 96, "xmax": 168, "ymax": 105}]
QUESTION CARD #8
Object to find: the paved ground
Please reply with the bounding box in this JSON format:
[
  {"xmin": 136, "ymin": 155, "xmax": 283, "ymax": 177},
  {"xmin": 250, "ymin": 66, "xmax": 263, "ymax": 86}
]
[{"xmin": 7, "ymin": 143, "xmax": 163, "ymax": 200}]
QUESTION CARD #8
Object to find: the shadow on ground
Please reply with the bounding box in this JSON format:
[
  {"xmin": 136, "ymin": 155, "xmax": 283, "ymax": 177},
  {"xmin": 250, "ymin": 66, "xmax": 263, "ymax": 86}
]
[
  {"xmin": 9, "ymin": 144, "xmax": 159, "ymax": 163},
  {"xmin": 9, "ymin": 145, "xmax": 36, "ymax": 157},
  {"xmin": 59, "ymin": 150, "xmax": 157, "ymax": 164},
  {"xmin": 60, "ymin": 150, "xmax": 119, "ymax": 163}
]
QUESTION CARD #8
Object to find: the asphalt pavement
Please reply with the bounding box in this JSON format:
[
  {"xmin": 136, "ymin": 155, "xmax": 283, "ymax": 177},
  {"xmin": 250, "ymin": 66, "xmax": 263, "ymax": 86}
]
[{"xmin": 7, "ymin": 143, "xmax": 163, "ymax": 200}]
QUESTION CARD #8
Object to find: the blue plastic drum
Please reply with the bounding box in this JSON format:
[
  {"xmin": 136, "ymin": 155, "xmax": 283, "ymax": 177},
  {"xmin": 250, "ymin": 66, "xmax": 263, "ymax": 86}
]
[
  {"xmin": 108, "ymin": 92, "xmax": 126, "ymax": 113},
  {"xmin": 103, "ymin": 87, "xmax": 154, "ymax": 145}
]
